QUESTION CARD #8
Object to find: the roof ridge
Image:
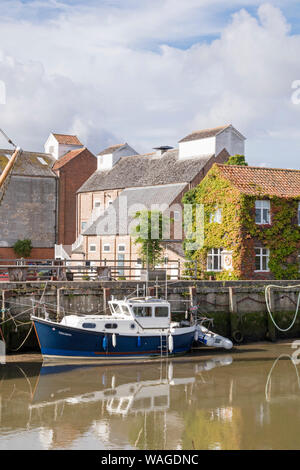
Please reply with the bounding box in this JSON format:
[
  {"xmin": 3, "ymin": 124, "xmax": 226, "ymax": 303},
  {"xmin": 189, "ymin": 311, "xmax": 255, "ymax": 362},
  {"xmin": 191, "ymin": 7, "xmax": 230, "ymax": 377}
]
[{"xmin": 217, "ymin": 163, "xmax": 300, "ymax": 172}]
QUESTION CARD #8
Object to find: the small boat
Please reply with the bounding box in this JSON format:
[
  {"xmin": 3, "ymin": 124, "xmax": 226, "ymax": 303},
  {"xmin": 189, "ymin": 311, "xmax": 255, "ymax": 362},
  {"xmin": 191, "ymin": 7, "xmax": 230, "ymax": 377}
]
[
  {"xmin": 32, "ymin": 297, "xmax": 196, "ymax": 361},
  {"xmin": 195, "ymin": 323, "xmax": 233, "ymax": 350}
]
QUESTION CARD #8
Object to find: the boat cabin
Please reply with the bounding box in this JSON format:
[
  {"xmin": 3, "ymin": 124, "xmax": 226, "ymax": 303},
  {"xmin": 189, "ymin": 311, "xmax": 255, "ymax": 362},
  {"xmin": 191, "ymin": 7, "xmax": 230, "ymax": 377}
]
[{"xmin": 108, "ymin": 297, "xmax": 171, "ymax": 329}]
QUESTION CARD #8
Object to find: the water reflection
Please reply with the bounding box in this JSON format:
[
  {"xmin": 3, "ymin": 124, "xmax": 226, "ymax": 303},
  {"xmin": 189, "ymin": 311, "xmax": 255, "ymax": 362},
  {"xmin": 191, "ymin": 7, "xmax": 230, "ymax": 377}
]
[{"xmin": 1, "ymin": 348, "xmax": 300, "ymax": 450}]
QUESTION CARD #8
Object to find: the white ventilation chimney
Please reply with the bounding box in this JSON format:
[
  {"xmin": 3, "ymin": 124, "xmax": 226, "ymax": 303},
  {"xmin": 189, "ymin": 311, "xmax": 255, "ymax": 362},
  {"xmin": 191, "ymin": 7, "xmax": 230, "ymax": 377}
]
[
  {"xmin": 97, "ymin": 143, "xmax": 139, "ymax": 171},
  {"xmin": 178, "ymin": 125, "xmax": 246, "ymax": 160},
  {"xmin": 44, "ymin": 133, "xmax": 83, "ymax": 159},
  {"xmin": 153, "ymin": 146, "xmax": 173, "ymax": 157}
]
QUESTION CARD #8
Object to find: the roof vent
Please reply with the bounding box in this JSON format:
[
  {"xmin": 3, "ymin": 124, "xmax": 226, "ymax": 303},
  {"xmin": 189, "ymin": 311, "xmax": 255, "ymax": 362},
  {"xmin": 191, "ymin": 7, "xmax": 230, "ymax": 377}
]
[{"xmin": 153, "ymin": 146, "xmax": 173, "ymax": 156}]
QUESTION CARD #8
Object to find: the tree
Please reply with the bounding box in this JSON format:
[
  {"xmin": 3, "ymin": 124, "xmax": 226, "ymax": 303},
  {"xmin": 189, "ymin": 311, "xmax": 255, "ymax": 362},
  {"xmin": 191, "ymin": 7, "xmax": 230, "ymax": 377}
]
[
  {"xmin": 133, "ymin": 210, "xmax": 167, "ymax": 269},
  {"xmin": 225, "ymin": 154, "xmax": 248, "ymax": 166},
  {"xmin": 13, "ymin": 239, "xmax": 33, "ymax": 258}
]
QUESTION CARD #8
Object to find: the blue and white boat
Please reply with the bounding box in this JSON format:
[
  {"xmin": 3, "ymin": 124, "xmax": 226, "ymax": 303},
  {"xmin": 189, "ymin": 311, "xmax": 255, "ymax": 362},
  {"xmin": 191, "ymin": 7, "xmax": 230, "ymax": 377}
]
[{"xmin": 32, "ymin": 297, "xmax": 196, "ymax": 361}]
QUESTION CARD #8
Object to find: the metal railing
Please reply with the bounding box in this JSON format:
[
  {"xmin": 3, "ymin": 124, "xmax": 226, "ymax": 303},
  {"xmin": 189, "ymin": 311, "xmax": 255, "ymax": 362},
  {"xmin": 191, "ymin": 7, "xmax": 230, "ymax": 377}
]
[{"xmin": 0, "ymin": 258, "xmax": 198, "ymax": 281}]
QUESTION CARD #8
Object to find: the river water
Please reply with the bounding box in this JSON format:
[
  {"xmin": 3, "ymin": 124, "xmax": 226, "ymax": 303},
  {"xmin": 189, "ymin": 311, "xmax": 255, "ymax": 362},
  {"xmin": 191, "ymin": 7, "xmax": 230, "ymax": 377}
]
[{"xmin": 1, "ymin": 343, "xmax": 300, "ymax": 450}]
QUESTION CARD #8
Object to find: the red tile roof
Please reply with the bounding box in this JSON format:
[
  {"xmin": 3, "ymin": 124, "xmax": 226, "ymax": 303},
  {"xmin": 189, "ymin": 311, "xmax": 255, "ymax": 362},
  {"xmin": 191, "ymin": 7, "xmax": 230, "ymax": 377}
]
[
  {"xmin": 216, "ymin": 164, "xmax": 300, "ymax": 197},
  {"xmin": 52, "ymin": 133, "xmax": 83, "ymax": 146},
  {"xmin": 53, "ymin": 148, "xmax": 87, "ymax": 170}
]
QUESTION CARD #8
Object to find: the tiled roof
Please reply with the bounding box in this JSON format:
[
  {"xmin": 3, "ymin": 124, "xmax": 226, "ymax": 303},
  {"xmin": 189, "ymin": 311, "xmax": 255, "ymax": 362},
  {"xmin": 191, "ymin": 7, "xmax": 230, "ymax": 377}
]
[
  {"xmin": 0, "ymin": 149, "xmax": 56, "ymax": 177},
  {"xmin": 53, "ymin": 147, "xmax": 94, "ymax": 170},
  {"xmin": 98, "ymin": 143, "xmax": 126, "ymax": 156},
  {"xmin": 84, "ymin": 183, "xmax": 187, "ymax": 236},
  {"xmin": 178, "ymin": 125, "xmax": 230, "ymax": 143},
  {"xmin": 216, "ymin": 164, "xmax": 300, "ymax": 197},
  {"xmin": 78, "ymin": 148, "xmax": 221, "ymax": 193},
  {"xmin": 52, "ymin": 133, "xmax": 82, "ymax": 146}
]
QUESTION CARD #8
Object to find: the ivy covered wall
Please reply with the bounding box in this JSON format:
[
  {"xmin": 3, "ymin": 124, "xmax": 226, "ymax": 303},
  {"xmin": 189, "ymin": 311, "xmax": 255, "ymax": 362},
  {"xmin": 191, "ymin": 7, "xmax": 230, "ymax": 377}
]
[{"xmin": 182, "ymin": 164, "xmax": 300, "ymax": 280}]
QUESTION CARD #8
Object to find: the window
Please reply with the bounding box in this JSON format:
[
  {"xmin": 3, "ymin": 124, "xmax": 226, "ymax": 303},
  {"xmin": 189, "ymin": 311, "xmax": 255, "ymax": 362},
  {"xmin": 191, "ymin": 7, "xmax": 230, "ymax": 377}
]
[
  {"xmin": 94, "ymin": 200, "xmax": 101, "ymax": 209},
  {"xmin": 207, "ymin": 248, "xmax": 223, "ymax": 271},
  {"xmin": 37, "ymin": 156, "xmax": 47, "ymax": 165},
  {"xmin": 105, "ymin": 323, "xmax": 118, "ymax": 329},
  {"xmin": 118, "ymin": 253, "xmax": 125, "ymax": 276},
  {"xmin": 118, "ymin": 244, "xmax": 126, "ymax": 252},
  {"xmin": 174, "ymin": 211, "xmax": 180, "ymax": 221},
  {"xmin": 154, "ymin": 306, "xmax": 169, "ymax": 317},
  {"xmin": 103, "ymin": 244, "xmax": 110, "ymax": 252},
  {"xmin": 89, "ymin": 244, "xmax": 96, "ymax": 252},
  {"xmin": 209, "ymin": 207, "xmax": 222, "ymax": 224},
  {"xmin": 108, "ymin": 200, "xmax": 113, "ymax": 206},
  {"xmin": 255, "ymin": 247, "xmax": 270, "ymax": 272},
  {"xmin": 82, "ymin": 323, "xmax": 96, "ymax": 329},
  {"xmin": 133, "ymin": 306, "xmax": 152, "ymax": 317},
  {"xmin": 81, "ymin": 221, "xmax": 87, "ymax": 231},
  {"xmin": 255, "ymin": 200, "xmax": 270, "ymax": 225}
]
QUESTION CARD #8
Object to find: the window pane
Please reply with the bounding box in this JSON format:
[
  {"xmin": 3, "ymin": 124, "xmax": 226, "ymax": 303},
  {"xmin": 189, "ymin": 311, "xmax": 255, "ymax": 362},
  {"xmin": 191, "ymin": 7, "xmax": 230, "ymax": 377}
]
[
  {"xmin": 133, "ymin": 306, "xmax": 152, "ymax": 317},
  {"xmin": 155, "ymin": 307, "xmax": 169, "ymax": 317}
]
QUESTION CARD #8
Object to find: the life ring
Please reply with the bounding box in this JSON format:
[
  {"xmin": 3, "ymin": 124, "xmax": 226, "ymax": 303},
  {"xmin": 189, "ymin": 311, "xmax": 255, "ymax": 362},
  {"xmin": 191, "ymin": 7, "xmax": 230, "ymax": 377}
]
[{"xmin": 232, "ymin": 330, "xmax": 243, "ymax": 343}]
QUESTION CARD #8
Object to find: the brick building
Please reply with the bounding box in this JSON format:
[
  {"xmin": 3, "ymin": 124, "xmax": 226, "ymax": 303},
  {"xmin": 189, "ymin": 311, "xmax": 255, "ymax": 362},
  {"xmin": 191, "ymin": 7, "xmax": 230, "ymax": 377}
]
[
  {"xmin": 187, "ymin": 163, "xmax": 300, "ymax": 280},
  {"xmin": 72, "ymin": 124, "xmax": 246, "ymax": 276}
]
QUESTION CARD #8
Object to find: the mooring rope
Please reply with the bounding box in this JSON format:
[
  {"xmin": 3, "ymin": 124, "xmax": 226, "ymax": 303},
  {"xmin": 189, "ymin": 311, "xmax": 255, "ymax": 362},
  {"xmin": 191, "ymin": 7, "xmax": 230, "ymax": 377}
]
[{"xmin": 265, "ymin": 284, "xmax": 300, "ymax": 332}]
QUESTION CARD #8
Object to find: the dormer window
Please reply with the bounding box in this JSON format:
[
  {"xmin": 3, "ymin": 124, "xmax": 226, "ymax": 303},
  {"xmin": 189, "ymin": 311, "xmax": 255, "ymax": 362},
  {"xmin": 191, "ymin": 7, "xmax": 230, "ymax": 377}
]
[{"xmin": 255, "ymin": 200, "xmax": 270, "ymax": 225}]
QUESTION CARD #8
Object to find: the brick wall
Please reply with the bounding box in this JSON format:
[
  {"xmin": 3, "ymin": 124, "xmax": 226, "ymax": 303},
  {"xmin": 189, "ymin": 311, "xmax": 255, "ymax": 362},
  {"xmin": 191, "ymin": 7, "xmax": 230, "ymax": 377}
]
[
  {"xmin": 55, "ymin": 149, "xmax": 97, "ymax": 246},
  {"xmin": 0, "ymin": 247, "xmax": 54, "ymax": 260}
]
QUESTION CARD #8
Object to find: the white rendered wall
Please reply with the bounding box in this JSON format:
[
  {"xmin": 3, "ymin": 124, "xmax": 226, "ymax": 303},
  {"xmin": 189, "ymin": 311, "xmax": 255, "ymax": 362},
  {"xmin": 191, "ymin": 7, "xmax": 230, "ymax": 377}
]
[
  {"xmin": 178, "ymin": 137, "xmax": 216, "ymax": 159},
  {"xmin": 215, "ymin": 127, "xmax": 245, "ymax": 157},
  {"xmin": 97, "ymin": 144, "xmax": 138, "ymax": 171}
]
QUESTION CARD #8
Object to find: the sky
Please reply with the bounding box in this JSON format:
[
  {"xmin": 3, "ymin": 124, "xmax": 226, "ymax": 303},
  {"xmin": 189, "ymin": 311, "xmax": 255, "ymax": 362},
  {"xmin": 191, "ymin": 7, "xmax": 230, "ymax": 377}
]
[{"xmin": 0, "ymin": 0, "xmax": 300, "ymax": 168}]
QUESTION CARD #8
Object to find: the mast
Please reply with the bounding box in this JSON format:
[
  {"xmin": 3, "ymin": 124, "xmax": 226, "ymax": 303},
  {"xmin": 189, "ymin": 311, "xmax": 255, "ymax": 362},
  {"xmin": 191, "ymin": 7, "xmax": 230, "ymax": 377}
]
[{"xmin": 0, "ymin": 147, "xmax": 21, "ymax": 190}]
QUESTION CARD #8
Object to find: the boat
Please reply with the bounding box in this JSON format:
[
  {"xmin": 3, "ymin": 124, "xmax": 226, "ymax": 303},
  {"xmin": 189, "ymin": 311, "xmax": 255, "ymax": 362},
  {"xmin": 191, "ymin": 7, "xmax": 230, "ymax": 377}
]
[
  {"xmin": 195, "ymin": 322, "xmax": 233, "ymax": 350},
  {"xmin": 31, "ymin": 297, "xmax": 197, "ymax": 361}
]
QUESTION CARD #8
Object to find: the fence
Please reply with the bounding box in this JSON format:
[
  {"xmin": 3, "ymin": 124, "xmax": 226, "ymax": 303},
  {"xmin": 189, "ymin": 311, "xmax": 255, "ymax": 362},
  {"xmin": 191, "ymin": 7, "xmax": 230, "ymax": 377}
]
[{"xmin": 0, "ymin": 258, "xmax": 198, "ymax": 281}]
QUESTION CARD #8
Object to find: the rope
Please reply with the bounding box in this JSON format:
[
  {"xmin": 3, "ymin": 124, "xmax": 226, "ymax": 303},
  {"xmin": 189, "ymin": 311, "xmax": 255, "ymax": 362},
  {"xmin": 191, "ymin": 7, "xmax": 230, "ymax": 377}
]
[
  {"xmin": 10, "ymin": 323, "xmax": 34, "ymax": 352},
  {"xmin": 265, "ymin": 354, "xmax": 300, "ymax": 402},
  {"xmin": 265, "ymin": 285, "xmax": 300, "ymax": 332},
  {"xmin": 0, "ymin": 128, "xmax": 17, "ymax": 148}
]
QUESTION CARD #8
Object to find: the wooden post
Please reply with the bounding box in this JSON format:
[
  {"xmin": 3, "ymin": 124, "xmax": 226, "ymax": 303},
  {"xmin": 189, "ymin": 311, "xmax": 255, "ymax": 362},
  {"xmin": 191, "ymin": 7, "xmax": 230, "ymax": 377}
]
[
  {"xmin": 229, "ymin": 287, "xmax": 240, "ymax": 341},
  {"xmin": 103, "ymin": 287, "xmax": 110, "ymax": 314},
  {"xmin": 267, "ymin": 288, "xmax": 277, "ymax": 342},
  {"xmin": 1, "ymin": 290, "xmax": 4, "ymax": 324},
  {"xmin": 56, "ymin": 288, "xmax": 63, "ymax": 322}
]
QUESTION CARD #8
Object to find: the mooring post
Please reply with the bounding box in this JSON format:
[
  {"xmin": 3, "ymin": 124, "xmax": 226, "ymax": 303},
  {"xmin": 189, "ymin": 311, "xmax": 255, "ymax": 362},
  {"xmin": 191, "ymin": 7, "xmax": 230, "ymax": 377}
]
[
  {"xmin": 56, "ymin": 288, "xmax": 64, "ymax": 322},
  {"xmin": 229, "ymin": 287, "xmax": 240, "ymax": 341},
  {"xmin": 267, "ymin": 288, "xmax": 277, "ymax": 342},
  {"xmin": 103, "ymin": 287, "xmax": 110, "ymax": 314},
  {"xmin": 1, "ymin": 290, "xmax": 5, "ymax": 323}
]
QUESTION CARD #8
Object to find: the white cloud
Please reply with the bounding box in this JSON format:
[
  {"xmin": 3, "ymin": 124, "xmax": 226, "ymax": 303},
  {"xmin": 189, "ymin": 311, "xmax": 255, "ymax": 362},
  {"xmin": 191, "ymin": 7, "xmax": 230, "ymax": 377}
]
[{"xmin": 0, "ymin": 1, "xmax": 299, "ymax": 168}]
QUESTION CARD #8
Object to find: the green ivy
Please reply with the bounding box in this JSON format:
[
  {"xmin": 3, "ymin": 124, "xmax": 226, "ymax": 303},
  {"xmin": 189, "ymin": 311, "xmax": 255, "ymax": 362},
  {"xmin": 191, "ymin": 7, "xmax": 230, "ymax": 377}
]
[{"xmin": 182, "ymin": 165, "xmax": 300, "ymax": 280}]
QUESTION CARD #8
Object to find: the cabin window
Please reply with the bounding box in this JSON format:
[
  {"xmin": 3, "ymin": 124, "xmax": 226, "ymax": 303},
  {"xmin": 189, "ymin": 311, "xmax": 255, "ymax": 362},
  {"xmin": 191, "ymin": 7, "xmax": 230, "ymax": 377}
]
[
  {"xmin": 82, "ymin": 323, "xmax": 96, "ymax": 328},
  {"xmin": 105, "ymin": 323, "xmax": 118, "ymax": 329},
  {"xmin": 112, "ymin": 303, "xmax": 123, "ymax": 315},
  {"xmin": 121, "ymin": 305, "xmax": 131, "ymax": 316},
  {"xmin": 154, "ymin": 306, "xmax": 169, "ymax": 317},
  {"xmin": 133, "ymin": 306, "xmax": 152, "ymax": 317}
]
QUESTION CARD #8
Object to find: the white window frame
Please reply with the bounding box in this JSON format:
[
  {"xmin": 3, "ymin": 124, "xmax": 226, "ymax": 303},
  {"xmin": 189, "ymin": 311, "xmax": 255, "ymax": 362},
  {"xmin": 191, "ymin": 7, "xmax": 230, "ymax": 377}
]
[
  {"xmin": 81, "ymin": 221, "xmax": 87, "ymax": 231},
  {"xmin": 255, "ymin": 200, "xmax": 270, "ymax": 225},
  {"xmin": 255, "ymin": 247, "xmax": 270, "ymax": 272},
  {"xmin": 209, "ymin": 206, "xmax": 222, "ymax": 224},
  {"xmin": 89, "ymin": 244, "xmax": 96, "ymax": 253},
  {"xmin": 118, "ymin": 244, "xmax": 126, "ymax": 252},
  {"xmin": 103, "ymin": 244, "xmax": 111, "ymax": 253},
  {"xmin": 207, "ymin": 248, "xmax": 223, "ymax": 272}
]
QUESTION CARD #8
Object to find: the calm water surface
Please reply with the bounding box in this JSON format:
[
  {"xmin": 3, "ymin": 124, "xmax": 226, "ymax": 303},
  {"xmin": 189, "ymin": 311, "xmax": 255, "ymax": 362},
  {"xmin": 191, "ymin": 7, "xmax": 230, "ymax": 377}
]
[{"xmin": 1, "ymin": 343, "xmax": 300, "ymax": 450}]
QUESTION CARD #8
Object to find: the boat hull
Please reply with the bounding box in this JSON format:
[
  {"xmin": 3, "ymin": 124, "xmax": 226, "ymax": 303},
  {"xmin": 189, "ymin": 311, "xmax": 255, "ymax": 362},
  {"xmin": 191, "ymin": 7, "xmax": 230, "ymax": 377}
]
[{"xmin": 32, "ymin": 317, "xmax": 195, "ymax": 361}]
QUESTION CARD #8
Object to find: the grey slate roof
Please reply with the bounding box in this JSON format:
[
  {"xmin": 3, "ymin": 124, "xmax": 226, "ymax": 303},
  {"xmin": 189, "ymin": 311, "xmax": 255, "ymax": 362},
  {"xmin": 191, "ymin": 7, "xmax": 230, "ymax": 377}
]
[
  {"xmin": 98, "ymin": 143, "xmax": 126, "ymax": 156},
  {"xmin": 0, "ymin": 149, "xmax": 56, "ymax": 177},
  {"xmin": 83, "ymin": 183, "xmax": 187, "ymax": 236},
  {"xmin": 78, "ymin": 149, "xmax": 214, "ymax": 193},
  {"xmin": 178, "ymin": 125, "xmax": 230, "ymax": 143}
]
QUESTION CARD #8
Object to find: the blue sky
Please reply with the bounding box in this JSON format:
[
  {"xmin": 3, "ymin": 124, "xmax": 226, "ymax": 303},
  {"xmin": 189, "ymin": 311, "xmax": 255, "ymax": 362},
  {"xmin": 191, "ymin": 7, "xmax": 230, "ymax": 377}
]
[{"xmin": 0, "ymin": 0, "xmax": 300, "ymax": 168}]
